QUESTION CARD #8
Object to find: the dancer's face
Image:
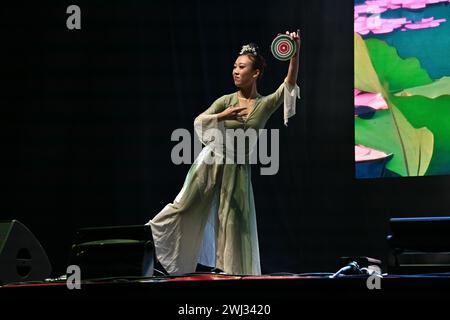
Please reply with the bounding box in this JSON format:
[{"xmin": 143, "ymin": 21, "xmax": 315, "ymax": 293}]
[{"xmin": 232, "ymin": 55, "xmax": 260, "ymax": 88}]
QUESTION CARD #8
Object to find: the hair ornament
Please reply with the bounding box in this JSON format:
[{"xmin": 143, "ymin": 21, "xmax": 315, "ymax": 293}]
[{"xmin": 240, "ymin": 44, "xmax": 258, "ymax": 56}]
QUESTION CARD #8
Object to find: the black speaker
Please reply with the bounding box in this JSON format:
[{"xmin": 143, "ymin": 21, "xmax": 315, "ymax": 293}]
[
  {"xmin": 387, "ymin": 217, "xmax": 450, "ymax": 274},
  {"xmin": 0, "ymin": 220, "xmax": 52, "ymax": 284},
  {"xmin": 69, "ymin": 225, "xmax": 154, "ymax": 279}
]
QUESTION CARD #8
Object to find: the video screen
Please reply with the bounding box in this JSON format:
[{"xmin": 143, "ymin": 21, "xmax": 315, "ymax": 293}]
[{"xmin": 354, "ymin": 0, "xmax": 450, "ymax": 178}]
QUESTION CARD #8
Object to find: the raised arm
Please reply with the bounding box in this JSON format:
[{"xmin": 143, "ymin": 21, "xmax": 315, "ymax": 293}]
[
  {"xmin": 285, "ymin": 30, "xmax": 301, "ymax": 86},
  {"xmin": 263, "ymin": 30, "xmax": 301, "ymax": 125}
]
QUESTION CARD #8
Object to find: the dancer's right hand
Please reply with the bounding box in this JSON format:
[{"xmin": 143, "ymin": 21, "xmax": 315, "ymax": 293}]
[{"xmin": 217, "ymin": 106, "xmax": 247, "ymax": 122}]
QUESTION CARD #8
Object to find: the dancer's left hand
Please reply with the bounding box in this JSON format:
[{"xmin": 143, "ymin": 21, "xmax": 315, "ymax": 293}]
[{"xmin": 285, "ymin": 30, "xmax": 301, "ymax": 47}]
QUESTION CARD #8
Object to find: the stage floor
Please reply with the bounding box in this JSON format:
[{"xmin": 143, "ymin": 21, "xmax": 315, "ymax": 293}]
[{"xmin": 2, "ymin": 273, "xmax": 450, "ymax": 307}]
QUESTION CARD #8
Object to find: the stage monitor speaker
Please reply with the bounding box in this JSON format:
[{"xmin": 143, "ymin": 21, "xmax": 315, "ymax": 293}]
[
  {"xmin": 387, "ymin": 217, "xmax": 450, "ymax": 274},
  {"xmin": 0, "ymin": 220, "xmax": 52, "ymax": 284},
  {"xmin": 69, "ymin": 224, "xmax": 154, "ymax": 279}
]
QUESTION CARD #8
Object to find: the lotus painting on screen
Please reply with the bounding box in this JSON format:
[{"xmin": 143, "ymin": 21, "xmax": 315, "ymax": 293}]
[{"xmin": 354, "ymin": 0, "xmax": 450, "ymax": 178}]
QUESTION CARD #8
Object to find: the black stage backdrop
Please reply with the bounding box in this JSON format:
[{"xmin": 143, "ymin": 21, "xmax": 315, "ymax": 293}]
[{"xmin": 3, "ymin": 0, "xmax": 450, "ymax": 277}]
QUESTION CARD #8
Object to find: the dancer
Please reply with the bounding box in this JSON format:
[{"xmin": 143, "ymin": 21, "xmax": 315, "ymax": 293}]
[{"xmin": 147, "ymin": 31, "xmax": 301, "ymax": 275}]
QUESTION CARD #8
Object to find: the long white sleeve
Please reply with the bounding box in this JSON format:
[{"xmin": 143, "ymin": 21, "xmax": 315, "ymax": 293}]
[{"xmin": 283, "ymin": 81, "xmax": 301, "ymax": 126}]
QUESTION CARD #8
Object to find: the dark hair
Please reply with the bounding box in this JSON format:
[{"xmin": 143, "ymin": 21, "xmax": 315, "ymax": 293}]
[{"xmin": 239, "ymin": 43, "xmax": 267, "ymax": 79}]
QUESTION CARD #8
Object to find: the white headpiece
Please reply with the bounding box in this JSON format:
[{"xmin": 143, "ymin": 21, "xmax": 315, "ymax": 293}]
[{"xmin": 240, "ymin": 44, "xmax": 258, "ymax": 55}]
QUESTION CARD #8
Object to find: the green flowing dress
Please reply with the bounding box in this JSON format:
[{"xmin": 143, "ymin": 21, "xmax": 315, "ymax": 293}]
[{"xmin": 148, "ymin": 80, "xmax": 300, "ymax": 275}]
